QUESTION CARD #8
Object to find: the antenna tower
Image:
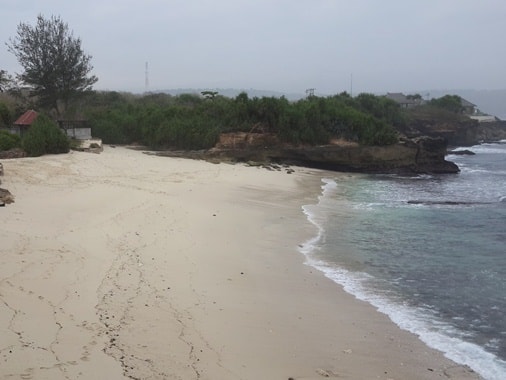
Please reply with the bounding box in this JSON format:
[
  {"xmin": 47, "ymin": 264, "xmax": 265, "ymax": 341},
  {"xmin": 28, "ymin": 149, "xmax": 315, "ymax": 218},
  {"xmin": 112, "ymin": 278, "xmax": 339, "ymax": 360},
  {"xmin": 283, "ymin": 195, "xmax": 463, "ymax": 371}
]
[
  {"xmin": 305, "ymin": 88, "xmax": 315, "ymax": 98},
  {"xmin": 145, "ymin": 62, "xmax": 149, "ymax": 92}
]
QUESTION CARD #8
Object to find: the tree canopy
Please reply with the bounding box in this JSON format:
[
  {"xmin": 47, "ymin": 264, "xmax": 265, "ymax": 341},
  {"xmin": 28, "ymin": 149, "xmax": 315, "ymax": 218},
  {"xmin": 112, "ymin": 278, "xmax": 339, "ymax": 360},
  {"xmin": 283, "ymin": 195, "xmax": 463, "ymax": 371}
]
[
  {"xmin": 82, "ymin": 91, "xmax": 401, "ymax": 149},
  {"xmin": 430, "ymin": 95, "xmax": 463, "ymax": 113},
  {"xmin": 7, "ymin": 14, "xmax": 97, "ymax": 116}
]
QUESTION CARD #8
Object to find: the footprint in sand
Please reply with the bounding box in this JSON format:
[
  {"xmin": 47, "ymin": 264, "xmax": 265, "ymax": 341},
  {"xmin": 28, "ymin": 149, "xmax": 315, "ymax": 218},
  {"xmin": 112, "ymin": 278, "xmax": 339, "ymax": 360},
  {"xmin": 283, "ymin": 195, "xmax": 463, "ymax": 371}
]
[{"xmin": 80, "ymin": 348, "xmax": 90, "ymax": 362}]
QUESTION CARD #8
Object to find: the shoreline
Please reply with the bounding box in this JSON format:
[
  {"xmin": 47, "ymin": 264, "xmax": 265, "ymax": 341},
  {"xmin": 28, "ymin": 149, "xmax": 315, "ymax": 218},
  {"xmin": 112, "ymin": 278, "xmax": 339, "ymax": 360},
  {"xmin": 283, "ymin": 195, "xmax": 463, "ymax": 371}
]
[
  {"xmin": 300, "ymin": 175, "xmax": 505, "ymax": 380},
  {"xmin": 0, "ymin": 147, "xmax": 479, "ymax": 379}
]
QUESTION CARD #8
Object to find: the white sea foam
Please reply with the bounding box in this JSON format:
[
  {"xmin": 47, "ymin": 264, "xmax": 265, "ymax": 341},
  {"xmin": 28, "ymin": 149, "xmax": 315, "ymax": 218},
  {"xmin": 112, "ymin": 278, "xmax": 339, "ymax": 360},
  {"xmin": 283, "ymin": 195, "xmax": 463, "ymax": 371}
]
[
  {"xmin": 300, "ymin": 179, "xmax": 336, "ymax": 255},
  {"xmin": 462, "ymin": 145, "xmax": 506, "ymax": 154},
  {"xmin": 299, "ymin": 178, "xmax": 506, "ymax": 380},
  {"xmin": 309, "ymin": 260, "xmax": 506, "ymax": 380}
]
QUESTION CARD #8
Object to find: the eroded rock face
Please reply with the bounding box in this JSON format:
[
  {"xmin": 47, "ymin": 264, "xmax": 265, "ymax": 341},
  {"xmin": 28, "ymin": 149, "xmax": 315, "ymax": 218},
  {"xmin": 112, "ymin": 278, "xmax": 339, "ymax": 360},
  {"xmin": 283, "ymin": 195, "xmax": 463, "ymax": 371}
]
[
  {"xmin": 275, "ymin": 137, "xmax": 458, "ymax": 174},
  {"xmin": 473, "ymin": 121, "xmax": 506, "ymax": 143},
  {"xmin": 203, "ymin": 134, "xmax": 459, "ymax": 174},
  {"xmin": 401, "ymin": 119, "xmax": 506, "ymax": 146}
]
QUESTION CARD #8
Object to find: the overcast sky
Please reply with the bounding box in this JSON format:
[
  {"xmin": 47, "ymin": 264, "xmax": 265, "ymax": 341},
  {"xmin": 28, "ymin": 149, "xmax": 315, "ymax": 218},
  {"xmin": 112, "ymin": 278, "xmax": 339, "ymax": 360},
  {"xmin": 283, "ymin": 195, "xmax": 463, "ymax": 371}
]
[{"xmin": 2, "ymin": 0, "xmax": 506, "ymax": 96}]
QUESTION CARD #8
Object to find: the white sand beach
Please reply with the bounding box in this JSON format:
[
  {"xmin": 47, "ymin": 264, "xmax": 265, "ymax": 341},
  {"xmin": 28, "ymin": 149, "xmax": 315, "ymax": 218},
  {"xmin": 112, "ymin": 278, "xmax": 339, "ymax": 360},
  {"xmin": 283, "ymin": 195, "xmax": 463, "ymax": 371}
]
[{"xmin": 0, "ymin": 147, "xmax": 479, "ymax": 379}]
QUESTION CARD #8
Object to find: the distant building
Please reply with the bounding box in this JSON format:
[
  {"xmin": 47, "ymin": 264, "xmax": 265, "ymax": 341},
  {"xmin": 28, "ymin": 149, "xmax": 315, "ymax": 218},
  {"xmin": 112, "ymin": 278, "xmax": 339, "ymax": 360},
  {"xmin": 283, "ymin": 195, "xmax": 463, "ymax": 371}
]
[
  {"xmin": 9, "ymin": 110, "xmax": 91, "ymax": 140},
  {"xmin": 384, "ymin": 93, "xmax": 419, "ymax": 108},
  {"xmin": 460, "ymin": 98, "xmax": 477, "ymax": 115}
]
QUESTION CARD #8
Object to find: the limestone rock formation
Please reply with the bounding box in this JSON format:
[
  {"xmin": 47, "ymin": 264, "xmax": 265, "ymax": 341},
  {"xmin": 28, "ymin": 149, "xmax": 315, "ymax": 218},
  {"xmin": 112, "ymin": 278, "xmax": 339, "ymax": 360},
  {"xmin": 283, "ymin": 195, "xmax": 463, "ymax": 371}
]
[
  {"xmin": 400, "ymin": 118, "xmax": 506, "ymax": 146},
  {"xmin": 159, "ymin": 133, "xmax": 460, "ymax": 174}
]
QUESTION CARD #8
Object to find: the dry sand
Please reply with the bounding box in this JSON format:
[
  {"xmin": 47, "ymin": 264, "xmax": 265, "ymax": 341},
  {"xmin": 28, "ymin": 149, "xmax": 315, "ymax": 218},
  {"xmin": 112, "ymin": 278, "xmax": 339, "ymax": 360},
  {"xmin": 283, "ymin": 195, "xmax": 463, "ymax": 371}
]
[{"xmin": 0, "ymin": 147, "xmax": 480, "ymax": 380}]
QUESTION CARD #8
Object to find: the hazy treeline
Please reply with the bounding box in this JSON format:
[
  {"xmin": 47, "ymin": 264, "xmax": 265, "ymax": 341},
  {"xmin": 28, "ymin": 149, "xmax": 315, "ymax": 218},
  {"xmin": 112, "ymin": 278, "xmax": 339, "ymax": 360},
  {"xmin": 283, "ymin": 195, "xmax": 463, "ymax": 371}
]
[
  {"xmin": 83, "ymin": 91, "xmax": 402, "ymax": 149},
  {"xmin": 1, "ymin": 89, "xmax": 473, "ymax": 155}
]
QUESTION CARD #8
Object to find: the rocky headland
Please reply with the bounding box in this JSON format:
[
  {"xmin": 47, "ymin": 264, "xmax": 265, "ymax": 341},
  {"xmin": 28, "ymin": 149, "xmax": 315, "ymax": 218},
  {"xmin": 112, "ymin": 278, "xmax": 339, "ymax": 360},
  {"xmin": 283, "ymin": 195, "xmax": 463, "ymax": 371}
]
[
  {"xmin": 154, "ymin": 132, "xmax": 459, "ymax": 174},
  {"xmin": 399, "ymin": 118, "xmax": 506, "ymax": 147},
  {"xmin": 152, "ymin": 114, "xmax": 506, "ymax": 175}
]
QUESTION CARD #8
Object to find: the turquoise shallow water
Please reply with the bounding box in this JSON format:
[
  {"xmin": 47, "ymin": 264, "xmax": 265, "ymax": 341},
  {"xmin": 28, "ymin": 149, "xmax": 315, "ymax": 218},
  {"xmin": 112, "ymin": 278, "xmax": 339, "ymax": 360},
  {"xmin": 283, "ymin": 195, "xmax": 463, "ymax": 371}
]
[{"xmin": 301, "ymin": 142, "xmax": 506, "ymax": 380}]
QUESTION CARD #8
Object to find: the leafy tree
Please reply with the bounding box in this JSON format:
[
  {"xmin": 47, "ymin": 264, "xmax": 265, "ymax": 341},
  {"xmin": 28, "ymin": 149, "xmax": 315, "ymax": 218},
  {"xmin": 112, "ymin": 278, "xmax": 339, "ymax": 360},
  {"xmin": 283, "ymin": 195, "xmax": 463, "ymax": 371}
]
[
  {"xmin": 7, "ymin": 14, "xmax": 97, "ymax": 116},
  {"xmin": 430, "ymin": 95, "xmax": 463, "ymax": 113},
  {"xmin": 0, "ymin": 102, "xmax": 13, "ymax": 127},
  {"xmin": 174, "ymin": 93, "xmax": 203, "ymax": 107}
]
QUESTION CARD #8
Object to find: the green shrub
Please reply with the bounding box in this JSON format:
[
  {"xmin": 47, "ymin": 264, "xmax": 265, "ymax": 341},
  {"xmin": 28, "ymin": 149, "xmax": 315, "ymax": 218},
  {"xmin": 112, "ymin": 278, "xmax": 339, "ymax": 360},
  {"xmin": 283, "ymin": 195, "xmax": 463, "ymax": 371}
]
[
  {"xmin": 430, "ymin": 95, "xmax": 463, "ymax": 113},
  {"xmin": 0, "ymin": 130, "xmax": 21, "ymax": 151},
  {"xmin": 0, "ymin": 102, "xmax": 13, "ymax": 127},
  {"xmin": 82, "ymin": 90, "xmax": 400, "ymax": 149},
  {"xmin": 152, "ymin": 116, "xmax": 219, "ymax": 150},
  {"xmin": 22, "ymin": 115, "xmax": 70, "ymax": 156}
]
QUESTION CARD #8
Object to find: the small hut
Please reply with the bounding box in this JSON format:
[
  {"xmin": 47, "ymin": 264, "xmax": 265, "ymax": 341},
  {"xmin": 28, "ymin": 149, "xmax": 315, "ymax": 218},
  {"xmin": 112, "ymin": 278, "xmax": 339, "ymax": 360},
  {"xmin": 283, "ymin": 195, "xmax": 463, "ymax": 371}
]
[{"xmin": 12, "ymin": 110, "xmax": 38, "ymax": 136}]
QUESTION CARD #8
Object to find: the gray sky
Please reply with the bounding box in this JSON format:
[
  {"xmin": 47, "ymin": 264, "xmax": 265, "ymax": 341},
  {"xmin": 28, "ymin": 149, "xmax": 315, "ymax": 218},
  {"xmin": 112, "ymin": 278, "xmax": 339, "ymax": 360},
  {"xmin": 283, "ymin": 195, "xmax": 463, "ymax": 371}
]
[{"xmin": 2, "ymin": 0, "xmax": 506, "ymax": 95}]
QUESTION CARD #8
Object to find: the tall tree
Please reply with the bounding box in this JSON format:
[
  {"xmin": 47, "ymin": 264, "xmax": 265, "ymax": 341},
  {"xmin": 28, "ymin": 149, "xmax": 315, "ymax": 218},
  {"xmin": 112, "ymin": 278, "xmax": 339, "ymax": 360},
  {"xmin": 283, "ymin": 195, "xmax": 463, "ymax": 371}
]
[{"xmin": 7, "ymin": 14, "xmax": 98, "ymax": 116}]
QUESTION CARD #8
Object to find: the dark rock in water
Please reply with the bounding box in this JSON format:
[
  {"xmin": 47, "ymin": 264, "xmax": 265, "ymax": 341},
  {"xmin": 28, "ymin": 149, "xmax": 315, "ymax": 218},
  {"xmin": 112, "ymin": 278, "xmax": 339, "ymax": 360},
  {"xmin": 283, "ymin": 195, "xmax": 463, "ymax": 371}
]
[
  {"xmin": 407, "ymin": 200, "xmax": 489, "ymax": 206},
  {"xmin": 447, "ymin": 149, "xmax": 476, "ymax": 156}
]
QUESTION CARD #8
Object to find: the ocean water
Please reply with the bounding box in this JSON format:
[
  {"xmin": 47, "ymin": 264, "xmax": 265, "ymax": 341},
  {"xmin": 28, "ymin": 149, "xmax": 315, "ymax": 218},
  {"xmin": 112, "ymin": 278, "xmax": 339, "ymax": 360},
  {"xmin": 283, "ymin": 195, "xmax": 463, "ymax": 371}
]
[{"xmin": 300, "ymin": 142, "xmax": 506, "ymax": 380}]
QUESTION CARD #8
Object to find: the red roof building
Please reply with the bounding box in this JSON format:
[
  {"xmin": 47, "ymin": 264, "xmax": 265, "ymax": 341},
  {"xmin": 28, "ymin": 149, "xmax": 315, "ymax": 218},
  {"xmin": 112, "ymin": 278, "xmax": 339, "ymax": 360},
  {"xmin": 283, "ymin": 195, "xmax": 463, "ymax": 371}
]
[{"xmin": 14, "ymin": 110, "xmax": 38, "ymax": 126}]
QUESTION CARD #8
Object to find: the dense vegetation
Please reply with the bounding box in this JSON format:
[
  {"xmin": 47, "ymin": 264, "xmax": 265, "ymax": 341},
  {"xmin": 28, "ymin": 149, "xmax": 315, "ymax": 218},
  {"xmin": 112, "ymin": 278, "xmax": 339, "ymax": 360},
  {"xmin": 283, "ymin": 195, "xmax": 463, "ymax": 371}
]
[
  {"xmin": 0, "ymin": 129, "xmax": 21, "ymax": 151},
  {"xmin": 429, "ymin": 95, "xmax": 465, "ymax": 113},
  {"xmin": 1, "ymin": 89, "xmax": 480, "ymax": 156},
  {"xmin": 0, "ymin": 101, "xmax": 13, "ymax": 128},
  {"xmin": 21, "ymin": 114, "xmax": 70, "ymax": 156},
  {"xmin": 82, "ymin": 91, "xmax": 401, "ymax": 149},
  {"xmin": 403, "ymin": 94, "xmax": 471, "ymax": 124}
]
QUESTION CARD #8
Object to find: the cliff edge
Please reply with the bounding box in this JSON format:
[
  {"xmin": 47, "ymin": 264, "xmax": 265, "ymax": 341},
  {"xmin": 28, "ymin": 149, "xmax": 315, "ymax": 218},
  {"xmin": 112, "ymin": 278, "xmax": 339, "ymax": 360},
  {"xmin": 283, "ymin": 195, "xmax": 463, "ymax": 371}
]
[{"xmin": 156, "ymin": 133, "xmax": 459, "ymax": 174}]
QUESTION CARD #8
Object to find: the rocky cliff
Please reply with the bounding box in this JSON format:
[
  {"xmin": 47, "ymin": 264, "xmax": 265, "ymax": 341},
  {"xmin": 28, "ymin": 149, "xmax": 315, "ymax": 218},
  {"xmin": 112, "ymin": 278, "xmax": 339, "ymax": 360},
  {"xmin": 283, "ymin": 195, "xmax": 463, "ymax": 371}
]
[
  {"xmin": 401, "ymin": 119, "xmax": 506, "ymax": 146},
  {"xmin": 156, "ymin": 133, "xmax": 459, "ymax": 174}
]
